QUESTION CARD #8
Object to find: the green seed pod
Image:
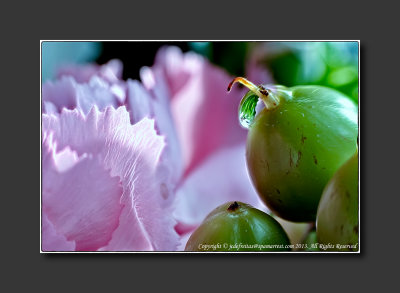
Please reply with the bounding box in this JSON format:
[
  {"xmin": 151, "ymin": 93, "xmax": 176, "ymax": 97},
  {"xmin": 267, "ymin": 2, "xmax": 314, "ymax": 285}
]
[
  {"xmin": 185, "ymin": 201, "xmax": 291, "ymax": 252},
  {"xmin": 227, "ymin": 78, "xmax": 358, "ymax": 222},
  {"xmin": 316, "ymin": 151, "xmax": 359, "ymax": 252}
]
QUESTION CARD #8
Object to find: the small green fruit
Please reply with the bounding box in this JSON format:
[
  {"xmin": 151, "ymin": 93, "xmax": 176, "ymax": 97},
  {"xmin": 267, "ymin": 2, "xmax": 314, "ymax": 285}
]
[
  {"xmin": 316, "ymin": 151, "xmax": 359, "ymax": 251},
  {"xmin": 185, "ymin": 201, "xmax": 291, "ymax": 252},
  {"xmin": 228, "ymin": 77, "xmax": 358, "ymax": 222}
]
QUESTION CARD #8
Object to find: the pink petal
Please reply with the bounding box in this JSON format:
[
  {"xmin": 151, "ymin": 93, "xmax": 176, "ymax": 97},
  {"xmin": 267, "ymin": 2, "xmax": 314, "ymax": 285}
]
[
  {"xmin": 42, "ymin": 213, "xmax": 76, "ymax": 252},
  {"xmin": 76, "ymin": 77, "xmax": 125, "ymax": 112},
  {"xmin": 97, "ymin": 113, "xmax": 179, "ymax": 251},
  {"xmin": 42, "ymin": 76, "xmax": 125, "ymax": 114},
  {"xmin": 138, "ymin": 68, "xmax": 184, "ymax": 199},
  {"xmin": 56, "ymin": 59, "xmax": 123, "ymax": 84},
  {"xmin": 176, "ymin": 232, "xmax": 191, "ymax": 251},
  {"xmin": 51, "ymin": 145, "xmax": 81, "ymax": 173},
  {"xmin": 42, "ymin": 134, "xmax": 123, "ymax": 251},
  {"xmin": 126, "ymin": 79, "xmax": 153, "ymax": 123},
  {"xmin": 150, "ymin": 46, "xmax": 249, "ymax": 178},
  {"xmin": 152, "ymin": 46, "xmax": 193, "ymax": 98},
  {"xmin": 173, "ymin": 143, "xmax": 267, "ymax": 233},
  {"xmin": 42, "ymin": 107, "xmax": 179, "ymax": 251},
  {"xmin": 97, "ymin": 59, "xmax": 123, "ymax": 83},
  {"xmin": 42, "ymin": 77, "xmax": 78, "ymax": 112},
  {"xmin": 56, "ymin": 63, "xmax": 99, "ymax": 84},
  {"xmin": 42, "ymin": 101, "xmax": 58, "ymax": 114}
]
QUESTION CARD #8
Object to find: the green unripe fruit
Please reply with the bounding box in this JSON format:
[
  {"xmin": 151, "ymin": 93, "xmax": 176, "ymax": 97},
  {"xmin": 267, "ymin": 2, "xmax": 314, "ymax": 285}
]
[
  {"xmin": 185, "ymin": 201, "xmax": 291, "ymax": 252},
  {"xmin": 228, "ymin": 78, "xmax": 358, "ymax": 222},
  {"xmin": 316, "ymin": 151, "xmax": 359, "ymax": 252}
]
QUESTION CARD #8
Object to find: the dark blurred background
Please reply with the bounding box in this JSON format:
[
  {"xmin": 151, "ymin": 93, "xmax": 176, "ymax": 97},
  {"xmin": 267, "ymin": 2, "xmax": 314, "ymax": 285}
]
[{"xmin": 96, "ymin": 42, "xmax": 190, "ymax": 80}]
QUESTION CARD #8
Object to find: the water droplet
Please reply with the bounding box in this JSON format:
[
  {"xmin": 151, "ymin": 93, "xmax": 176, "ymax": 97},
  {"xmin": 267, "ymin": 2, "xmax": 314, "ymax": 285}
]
[
  {"xmin": 239, "ymin": 93, "xmax": 259, "ymax": 129},
  {"xmin": 301, "ymin": 113, "xmax": 305, "ymax": 117}
]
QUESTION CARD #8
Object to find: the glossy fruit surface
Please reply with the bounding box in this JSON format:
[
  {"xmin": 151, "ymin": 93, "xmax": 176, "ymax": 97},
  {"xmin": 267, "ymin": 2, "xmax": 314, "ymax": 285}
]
[
  {"xmin": 316, "ymin": 151, "xmax": 359, "ymax": 251},
  {"xmin": 185, "ymin": 201, "xmax": 291, "ymax": 251},
  {"xmin": 228, "ymin": 78, "xmax": 358, "ymax": 222}
]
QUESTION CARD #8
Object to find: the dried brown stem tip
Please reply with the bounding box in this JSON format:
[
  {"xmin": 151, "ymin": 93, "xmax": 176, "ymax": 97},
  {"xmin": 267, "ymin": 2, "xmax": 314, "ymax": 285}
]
[
  {"xmin": 227, "ymin": 201, "xmax": 240, "ymax": 212},
  {"xmin": 227, "ymin": 76, "xmax": 279, "ymax": 110},
  {"xmin": 227, "ymin": 77, "xmax": 259, "ymax": 92},
  {"xmin": 227, "ymin": 77, "xmax": 269, "ymax": 99}
]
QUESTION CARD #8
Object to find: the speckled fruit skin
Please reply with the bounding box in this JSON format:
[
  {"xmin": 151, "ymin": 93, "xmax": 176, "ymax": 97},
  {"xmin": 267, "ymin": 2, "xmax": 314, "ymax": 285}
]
[
  {"xmin": 316, "ymin": 152, "xmax": 359, "ymax": 251},
  {"xmin": 246, "ymin": 85, "xmax": 358, "ymax": 222},
  {"xmin": 185, "ymin": 201, "xmax": 291, "ymax": 252}
]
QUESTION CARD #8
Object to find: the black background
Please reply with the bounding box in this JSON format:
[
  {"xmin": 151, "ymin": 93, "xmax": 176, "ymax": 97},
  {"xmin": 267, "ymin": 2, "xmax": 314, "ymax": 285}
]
[
  {"xmin": 96, "ymin": 41, "xmax": 191, "ymax": 80},
  {"xmin": 3, "ymin": 0, "xmax": 399, "ymax": 291}
]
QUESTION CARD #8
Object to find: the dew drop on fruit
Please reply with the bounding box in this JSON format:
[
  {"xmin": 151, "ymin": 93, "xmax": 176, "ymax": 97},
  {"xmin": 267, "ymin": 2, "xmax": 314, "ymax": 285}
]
[{"xmin": 239, "ymin": 94, "xmax": 259, "ymax": 129}]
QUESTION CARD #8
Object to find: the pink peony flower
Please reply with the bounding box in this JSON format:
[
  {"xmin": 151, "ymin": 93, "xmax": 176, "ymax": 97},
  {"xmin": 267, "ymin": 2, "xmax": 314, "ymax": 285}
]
[{"xmin": 41, "ymin": 46, "xmax": 272, "ymax": 251}]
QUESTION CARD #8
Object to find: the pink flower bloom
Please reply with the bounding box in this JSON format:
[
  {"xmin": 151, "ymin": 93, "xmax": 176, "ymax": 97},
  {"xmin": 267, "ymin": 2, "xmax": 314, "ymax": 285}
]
[
  {"xmin": 42, "ymin": 107, "xmax": 179, "ymax": 251},
  {"xmin": 41, "ymin": 46, "xmax": 272, "ymax": 251},
  {"xmin": 44, "ymin": 58, "xmax": 182, "ymax": 203}
]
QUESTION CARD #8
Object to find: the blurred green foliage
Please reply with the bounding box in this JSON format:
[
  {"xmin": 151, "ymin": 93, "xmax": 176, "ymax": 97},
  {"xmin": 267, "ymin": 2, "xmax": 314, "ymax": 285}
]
[
  {"xmin": 265, "ymin": 42, "xmax": 359, "ymax": 103},
  {"xmin": 189, "ymin": 41, "xmax": 359, "ymax": 104}
]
